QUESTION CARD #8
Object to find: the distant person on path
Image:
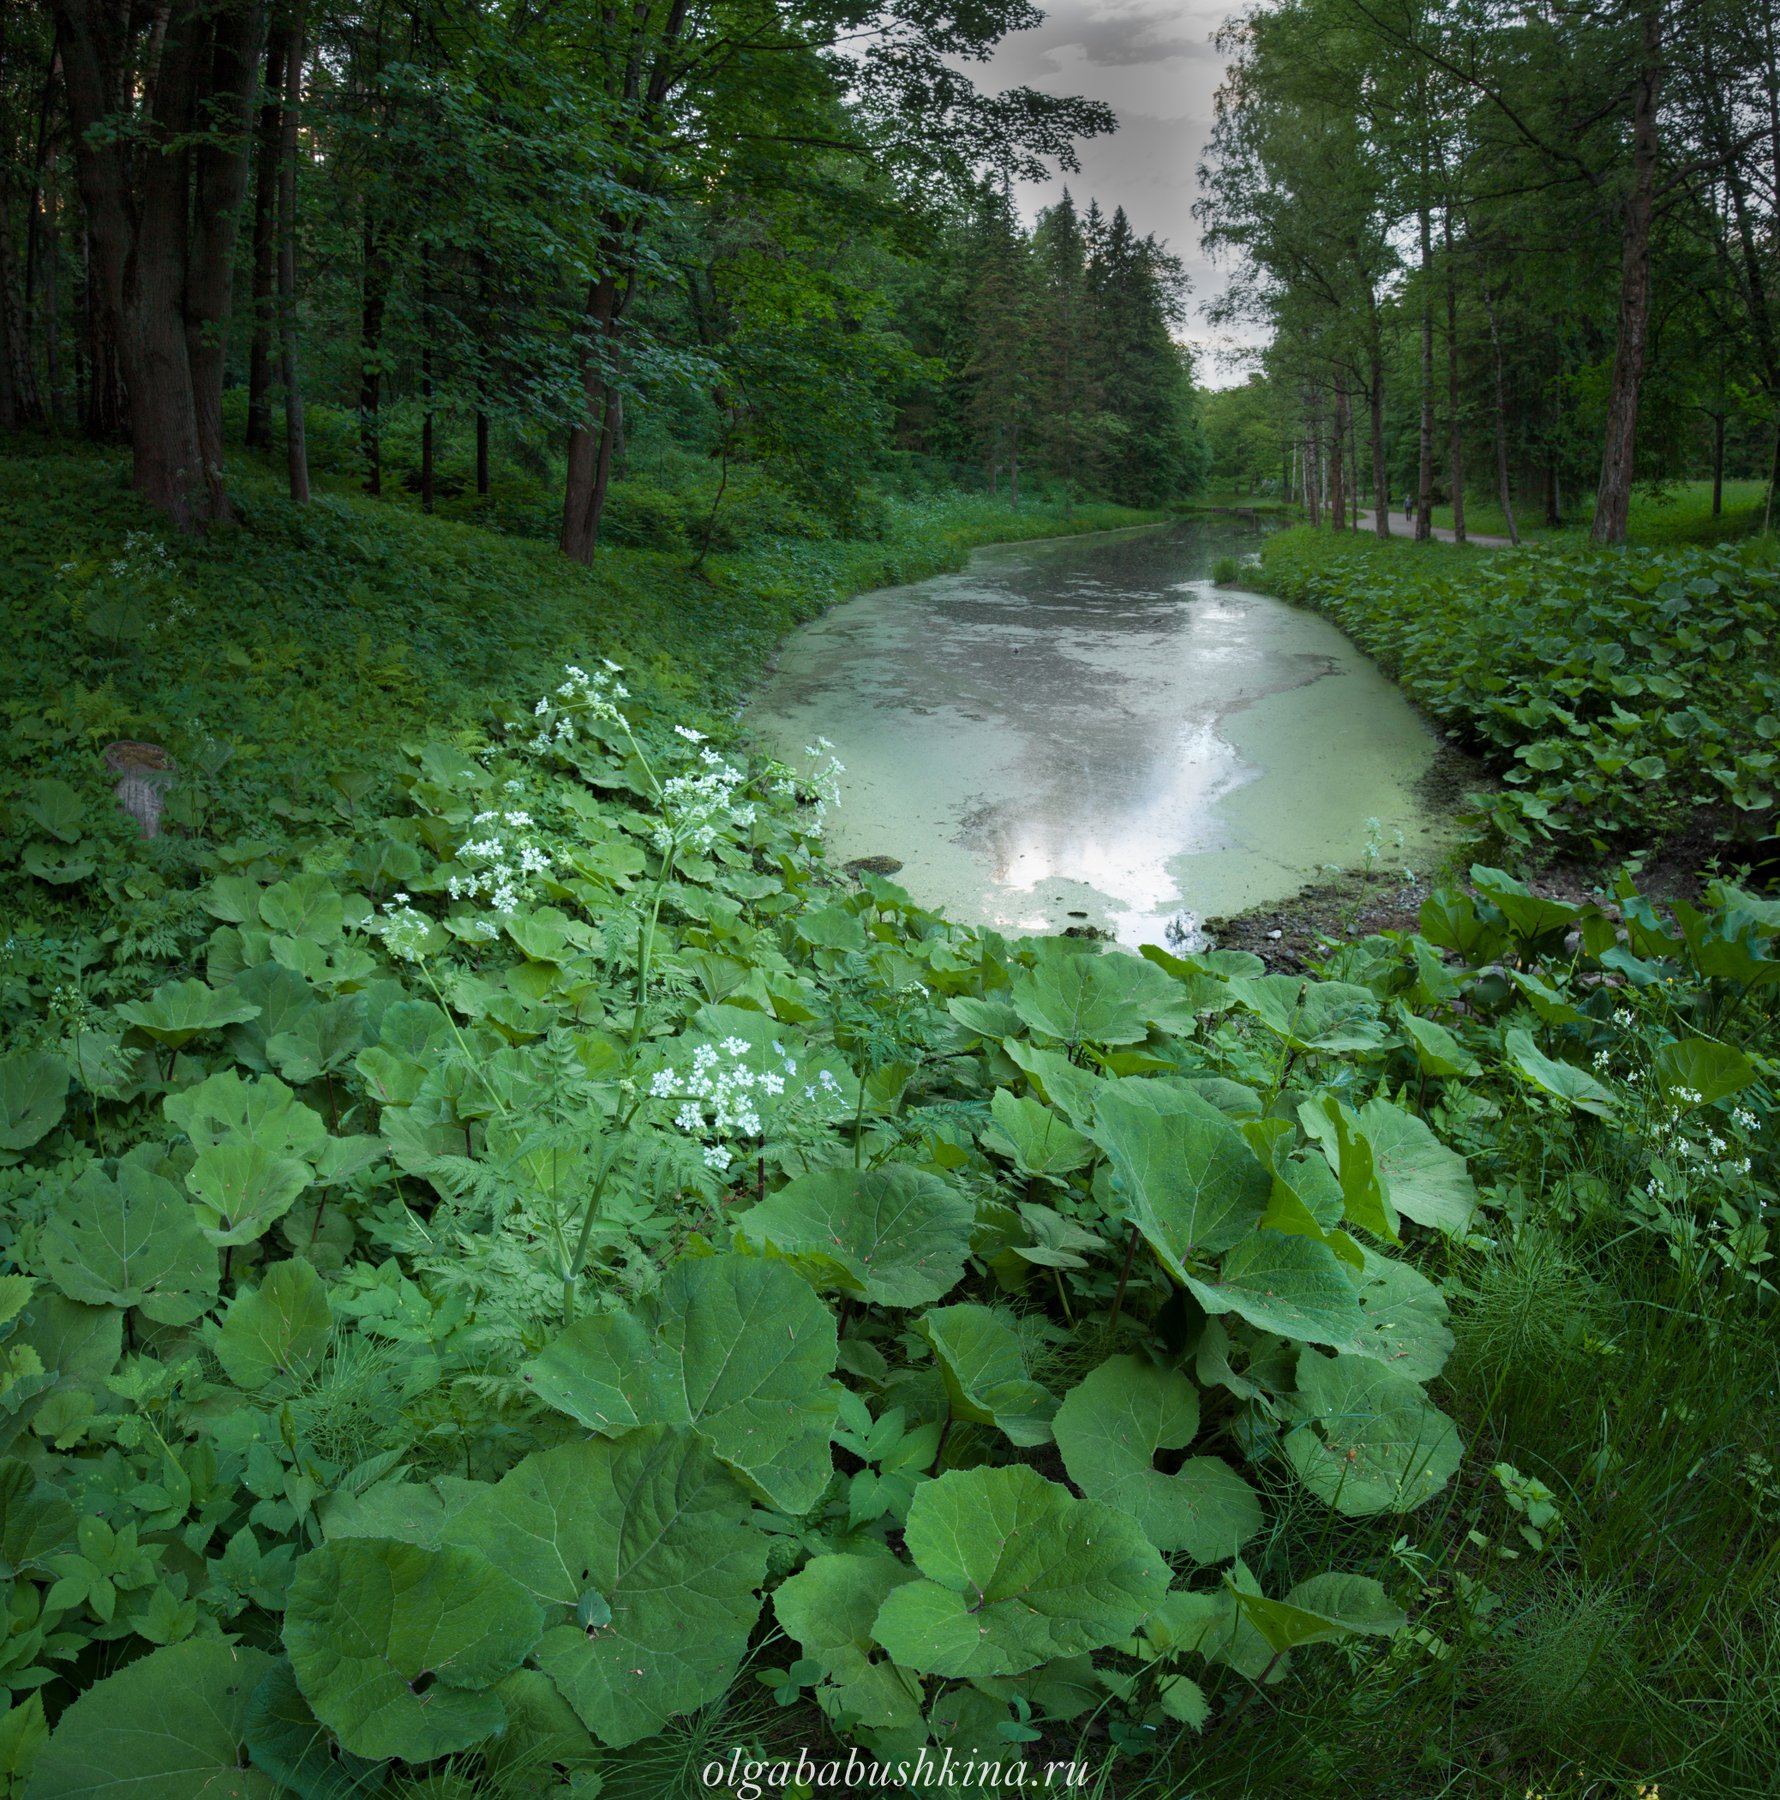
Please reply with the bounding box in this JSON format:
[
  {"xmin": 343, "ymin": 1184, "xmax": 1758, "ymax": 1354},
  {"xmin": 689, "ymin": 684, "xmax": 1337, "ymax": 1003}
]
[{"xmin": 1403, "ymin": 494, "xmax": 1414, "ymax": 521}]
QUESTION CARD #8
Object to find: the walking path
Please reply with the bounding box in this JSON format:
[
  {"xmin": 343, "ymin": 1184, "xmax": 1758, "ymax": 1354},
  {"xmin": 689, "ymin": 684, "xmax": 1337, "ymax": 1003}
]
[{"xmin": 1352, "ymin": 509, "xmax": 1516, "ymax": 548}]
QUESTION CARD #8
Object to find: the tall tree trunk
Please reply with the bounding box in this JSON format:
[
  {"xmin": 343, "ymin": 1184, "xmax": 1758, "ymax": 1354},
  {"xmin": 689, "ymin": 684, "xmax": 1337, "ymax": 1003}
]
[
  {"xmin": 1592, "ymin": 5, "xmax": 1663, "ymax": 545},
  {"xmin": 560, "ymin": 267, "xmax": 623, "ymax": 561},
  {"xmin": 277, "ymin": 3, "xmax": 309, "ymax": 503},
  {"xmin": 79, "ymin": 225, "xmax": 126, "ymax": 440},
  {"xmin": 358, "ymin": 214, "xmax": 385, "ymax": 493},
  {"xmin": 1546, "ymin": 463, "xmax": 1562, "ymax": 528},
  {"xmin": 1712, "ymin": 412, "xmax": 1725, "ymax": 516},
  {"xmin": 0, "ymin": 12, "xmax": 43, "ymax": 430},
  {"xmin": 1330, "ymin": 377, "xmax": 1347, "ymax": 531},
  {"xmin": 39, "ymin": 164, "xmax": 60, "ymax": 425},
  {"xmin": 185, "ymin": 1, "xmax": 266, "ymax": 517},
  {"xmin": 1414, "ymin": 88, "xmax": 1435, "ymax": 542},
  {"xmin": 1481, "ymin": 284, "xmax": 1520, "ymax": 545},
  {"xmin": 0, "ymin": 204, "xmax": 42, "ymax": 429},
  {"xmin": 1443, "ymin": 207, "xmax": 1465, "ymax": 543},
  {"xmin": 1009, "ymin": 416, "xmax": 1019, "ymax": 510},
  {"xmin": 1367, "ymin": 313, "xmax": 1391, "ymax": 539},
  {"xmin": 245, "ymin": 16, "xmax": 286, "ymax": 450}
]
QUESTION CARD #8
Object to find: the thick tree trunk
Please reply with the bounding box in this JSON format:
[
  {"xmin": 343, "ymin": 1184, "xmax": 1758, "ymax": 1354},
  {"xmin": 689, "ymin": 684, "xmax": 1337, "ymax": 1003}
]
[
  {"xmin": 277, "ymin": 5, "xmax": 309, "ymax": 503},
  {"xmin": 245, "ymin": 17, "xmax": 286, "ymax": 450},
  {"xmin": 185, "ymin": 1, "xmax": 265, "ymax": 516},
  {"xmin": 1416, "ymin": 197, "xmax": 1434, "ymax": 541},
  {"xmin": 57, "ymin": 0, "xmax": 261, "ymax": 523},
  {"xmin": 0, "ymin": 204, "xmax": 42, "ymax": 429},
  {"xmin": 560, "ymin": 268, "xmax": 623, "ymax": 561},
  {"xmin": 1592, "ymin": 6, "xmax": 1663, "ymax": 545},
  {"xmin": 81, "ymin": 227, "xmax": 127, "ymax": 440},
  {"xmin": 420, "ymin": 310, "xmax": 434, "ymax": 514}
]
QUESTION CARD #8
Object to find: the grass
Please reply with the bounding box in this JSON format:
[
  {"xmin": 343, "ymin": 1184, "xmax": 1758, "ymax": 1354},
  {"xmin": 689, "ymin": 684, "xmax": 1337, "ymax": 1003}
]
[
  {"xmin": 1422, "ymin": 478, "xmax": 1772, "ymax": 546},
  {"xmin": 1179, "ymin": 487, "xmax": 1299, "ymax": 515},
  {"xmin": 0, "ymin": 437, "xmax": 1166, "ymax": 852}
]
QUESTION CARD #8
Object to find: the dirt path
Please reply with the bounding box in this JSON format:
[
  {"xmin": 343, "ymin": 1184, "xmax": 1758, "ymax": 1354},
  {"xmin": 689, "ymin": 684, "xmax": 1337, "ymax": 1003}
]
[{"xmin": 1352, "ymin": 508, "xmax": 1516, "ymax": 548}]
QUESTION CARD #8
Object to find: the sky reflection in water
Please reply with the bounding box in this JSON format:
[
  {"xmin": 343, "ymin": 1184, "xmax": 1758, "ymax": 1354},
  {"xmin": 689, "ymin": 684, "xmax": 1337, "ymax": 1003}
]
[{"xmin": 742, "ymin": 522, "xmax": 1447, "ymax": 947}]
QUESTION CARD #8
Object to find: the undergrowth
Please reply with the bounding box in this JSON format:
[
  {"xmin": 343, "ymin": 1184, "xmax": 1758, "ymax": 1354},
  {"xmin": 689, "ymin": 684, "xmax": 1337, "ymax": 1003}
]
[
  {"xmin": 0, "ymin": 440, "xmax": 1773, "ymax": 1800},
  {"xmin": 1259, "ymin": 525, "xmax": 1780, "ymax": 861}
]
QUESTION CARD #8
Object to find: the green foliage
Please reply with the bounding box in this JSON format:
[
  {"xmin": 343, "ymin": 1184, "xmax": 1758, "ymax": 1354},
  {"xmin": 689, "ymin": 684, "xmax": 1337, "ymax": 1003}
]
[
  {"xmin": 1261, "ymin": 527, "xmax": 1780, "ymax": 853},
  {"xmin": 3, "ymin": 456, "xmax": 1775, "ymax": 1799}
]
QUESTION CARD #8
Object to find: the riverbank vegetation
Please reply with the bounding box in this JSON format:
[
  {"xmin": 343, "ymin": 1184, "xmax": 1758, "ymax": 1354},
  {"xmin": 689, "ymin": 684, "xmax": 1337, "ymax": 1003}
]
[{"xmin": 1260, "ymin": 526, "xmax": 1780, "ymax": 859}]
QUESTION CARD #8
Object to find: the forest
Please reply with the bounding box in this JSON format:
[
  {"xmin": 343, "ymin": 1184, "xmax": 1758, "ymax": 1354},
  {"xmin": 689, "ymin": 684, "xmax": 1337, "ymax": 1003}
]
[
  {"xmin": 0, "ymin": 0, "xmax": 1203, "ymax": 546},
  {"xmin": 0, "ymin": 2, "xmax": 1777, "ymax": 1799}
]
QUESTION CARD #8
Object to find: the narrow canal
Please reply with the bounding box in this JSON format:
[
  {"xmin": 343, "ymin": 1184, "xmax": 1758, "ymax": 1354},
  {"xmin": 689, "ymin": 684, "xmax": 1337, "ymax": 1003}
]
[{"xmin": 743, "ymin": 520, "xmax": 1448, "ymax": 947}]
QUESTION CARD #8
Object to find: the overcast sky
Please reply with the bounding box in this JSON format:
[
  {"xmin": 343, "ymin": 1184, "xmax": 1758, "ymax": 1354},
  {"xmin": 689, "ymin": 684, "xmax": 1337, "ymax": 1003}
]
[{"xmin": 966, "ymin": 0, "xmax": 1261, "ymax": 383}]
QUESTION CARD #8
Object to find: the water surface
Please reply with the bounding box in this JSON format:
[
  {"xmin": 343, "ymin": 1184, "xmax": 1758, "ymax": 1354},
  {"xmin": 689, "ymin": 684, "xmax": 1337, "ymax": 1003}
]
[{"xmin": 742, "ymin": 521, "xmax": 1448, "ymax": 946}]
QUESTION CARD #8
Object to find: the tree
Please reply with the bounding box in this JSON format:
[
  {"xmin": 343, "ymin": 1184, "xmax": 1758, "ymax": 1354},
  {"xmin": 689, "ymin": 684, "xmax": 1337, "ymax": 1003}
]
[{"xmin": 52, "ymin": 0, "xmax": 267, "ymax": 527}]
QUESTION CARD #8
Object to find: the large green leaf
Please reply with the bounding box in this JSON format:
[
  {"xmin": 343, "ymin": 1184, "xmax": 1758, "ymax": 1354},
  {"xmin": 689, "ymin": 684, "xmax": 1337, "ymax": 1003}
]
[
  {"xmin": 1340, "ymin": 1249, "xmax": 1453, "ymax": 1381},
  {"xmin": 443, "ymin": 1427, "xmax": 766, "ymax": 1749},
  {"xmin": 773, "ymin": 1551, "xmax": 923, "ymax": 1731},
  {"xmin": 215, "ymin": 1258, "xmax": 331, "ymax": 1393},
  {"xmin": 526, "ymin": 1252, "xmax": 837, "ymax": 1511},
  {"xmin": 241, "ymin": 1657, "xmax": 386, "ymax": 1800},
  {"xmin": 984, "ymin": 1088, "xmax": 1096, "ymax": 1176},
  {"xmin": 0, "ymin": 1457, "xmax": 77, "ymax": 1570},
  {"xmin": 1396, "ymin": 1010, "xmax": 1480, "ymax": 1078},
  {"xmin": 732, "ymin": 1165, "xmax": 975, "ymax": 1308},
  {"xmin": 915, "ymin": 1303, "xmax": 1057, "ymax": 1447},
  {"xmin": 1228, "ymin": 976, "xmax": 1391, "ymax": 1054},
  {"xmin": 259, "ymin": 874, "xmax": 345, "ymax": 944},
  {"xmin": 1653, "ymin": 1037, "xmax": 1756, "ymax": 1107},
  {"xmin": 1504, "ymin": 1029, "xmax": 1618, "ymax": 1118},
  {"xmin": 165, "ymin": 1069, "xmax": 329, "ymax": 1160},
  {"xmin": 1283, "ymin": 1350, "xmax": 1461, "ymax": 1516},
  {"xmin": 27, "ymin": 1637, "xmax": 277, "ymax": 1799},
  {"xmin": 41, "ymin": 1161, "xmax": 217, "ymax": 1324},
  {"xmin": 115, "ymin": 978, "xmax": 260, "ymax": 1048},
  {"xmin": 1089, "ymin": 1080, "xmax": 1271, "ymax": 1267},
  {"xmin": 1003, "ymin": 1038, "xmax": 1106, "ymax": 1129},
  {"xmin": 18, "ymin": 778, "xmax": 83, "ymax": 844},
  {"xmin": 1232, "ymin": 1572, "xmax": 1406, "ymax": 1654},
  {"xmin": 871, "ymin": 1465, "xmax": 1168, "ymax": 1678},
  {"xmin": 1052, "ymin": 1356, "xmax": 1260, "ymax": 1563},
  {"xmin": 1183, "ymin": 1230, "xmax": 1366, "ymax": 1350},
  {"xmin": 1010, "ymin": 942, "xmax": 1195, "ymax": 1046},
  {"xmin": 1352, "ymin": 1098, "xmax": 1478, "ymax": 1234},
  {"xmin": 186, "ymin": 1141, "xmax": 314, "ymax": 1248},
  {"xmin": 0, "ymin": 1052, "xmax": 66, "ymax": 1154},
  {"xmin": 284, "ymin": 1538, "xmax": 541, "ymax": 1762},
  {"xmin": 1302, "ymin": 1097, "xmax": 1478, "ymax": 1236}
]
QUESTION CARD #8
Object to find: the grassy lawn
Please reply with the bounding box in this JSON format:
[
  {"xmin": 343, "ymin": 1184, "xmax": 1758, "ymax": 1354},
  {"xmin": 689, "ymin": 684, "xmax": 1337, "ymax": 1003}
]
[{"xmin": 1422, "ymin": 479, "xmax": 1772, "ymax": 546}]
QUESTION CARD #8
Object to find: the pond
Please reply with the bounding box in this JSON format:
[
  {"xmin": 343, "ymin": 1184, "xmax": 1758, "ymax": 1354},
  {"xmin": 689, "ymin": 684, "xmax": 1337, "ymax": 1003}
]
[{"xmin": 741, "ymin": 518, "xmax": 1452, "ymax": 948}]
